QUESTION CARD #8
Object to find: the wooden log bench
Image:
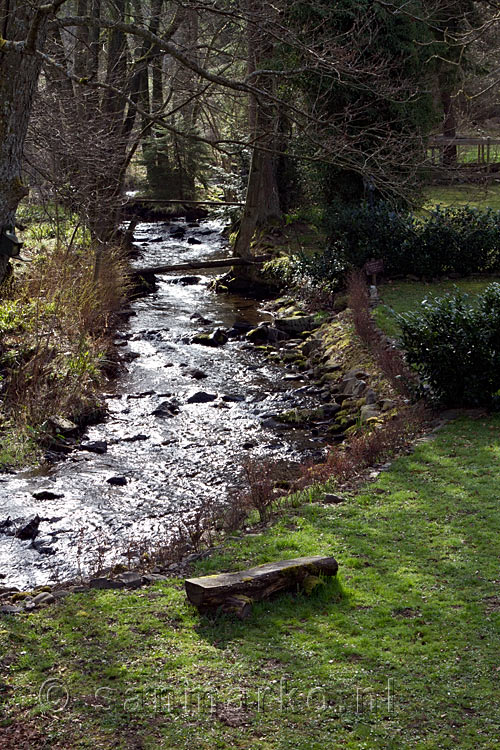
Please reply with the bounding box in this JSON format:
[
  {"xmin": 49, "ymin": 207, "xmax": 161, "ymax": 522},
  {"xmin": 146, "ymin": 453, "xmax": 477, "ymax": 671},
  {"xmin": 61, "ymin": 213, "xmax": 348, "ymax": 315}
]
[{"xmin": 185, "ymin": 555, "xmax": 338, "ymax": 618}]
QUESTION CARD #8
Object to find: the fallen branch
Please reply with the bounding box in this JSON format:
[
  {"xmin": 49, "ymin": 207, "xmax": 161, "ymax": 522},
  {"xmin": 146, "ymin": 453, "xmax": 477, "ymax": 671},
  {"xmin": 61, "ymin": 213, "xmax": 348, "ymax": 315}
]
[{"xmin": 134, "ymin": 255, "xmax": 268, "ymax": 275}]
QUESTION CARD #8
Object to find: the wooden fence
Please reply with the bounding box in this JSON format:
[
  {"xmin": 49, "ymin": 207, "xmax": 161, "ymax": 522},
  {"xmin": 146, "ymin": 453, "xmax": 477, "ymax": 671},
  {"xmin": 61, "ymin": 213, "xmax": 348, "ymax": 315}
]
[{"xmin": 428, "ymin": 136, "xmax": 500, "ymax": 167}]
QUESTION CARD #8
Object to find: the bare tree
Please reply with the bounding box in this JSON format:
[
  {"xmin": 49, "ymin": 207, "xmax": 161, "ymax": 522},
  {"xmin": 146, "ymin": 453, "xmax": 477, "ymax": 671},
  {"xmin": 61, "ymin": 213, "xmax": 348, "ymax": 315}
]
[
  {"xmin": 2, "ymin": 0, "xmax": 493, "ymax": 284},
  {"xmin": 0, "ymin": 0, "xmax": 67, "ymax": 280}
]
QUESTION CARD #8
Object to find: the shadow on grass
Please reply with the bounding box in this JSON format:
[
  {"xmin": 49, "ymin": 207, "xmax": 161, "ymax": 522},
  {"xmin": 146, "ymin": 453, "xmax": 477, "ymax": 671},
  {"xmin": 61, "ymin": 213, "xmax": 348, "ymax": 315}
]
[{"xmin": 1, "ymin": 415, "xmax": 500, "ymax": 748}]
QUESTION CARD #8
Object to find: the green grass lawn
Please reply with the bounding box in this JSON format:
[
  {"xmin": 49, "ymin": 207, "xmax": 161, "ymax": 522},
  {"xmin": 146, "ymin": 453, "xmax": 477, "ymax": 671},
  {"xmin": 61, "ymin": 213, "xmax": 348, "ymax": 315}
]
[
  {"xmin": 1, "ymin": 415, "xmax": 500, "ymax": 748},
  {"xmin": 365, "ymin": 182, "xmax": 500, "ymax": 338},
  {"xmin": 374, "ymin": 278, "xmax": 500, "ymax": 338},
  {"xmin": 423, "ymin": 183, "xmax": 500, "ymax": 212}
]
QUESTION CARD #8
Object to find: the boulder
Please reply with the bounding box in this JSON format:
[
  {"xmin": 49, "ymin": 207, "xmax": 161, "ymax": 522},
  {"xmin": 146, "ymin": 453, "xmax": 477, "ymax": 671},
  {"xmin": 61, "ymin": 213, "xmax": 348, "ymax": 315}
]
[
  {"xmin": 190, "ymin": 312, "xmax": 213, "ymax": 324},
  {"xmin": 344, "ymin": 368, "xmax": 370, "ymax": 380},
  {"xmin": 364, "ymin": 389, "xmax": 378, "ymax": 405},
  {"xmin": 192, "ymin": 328, "xmax": 228, "ymax": 347},
  {"xmin": 15, "ymin": 516, "xmax": 41, "ymax": 541},
  {"xmin": 323, "ymin": 403, "xmax": 342, "ymax": 417},
  {"xmin": 127, "ymin": 390, "xmax": 156, "ymax": 399},
  {"xmin": 32, "ymin": 489, "xmax": 64, "ymax": 501},
  {"xmin": 323, "ymin": 493, "xmax": 345, "ymax": 504},
  {"xmin": 117, "ymin": 572, "xmax": 143, "ymax": 588},
  {"xmin": 152, "ymin": 400, "xmax": 180, "ymax": 417},
  {"xmin": 0, "ymin": 586, "xmax": 18, "ymax": 594},
  {"xmin": 0, "ymin": 518, "xmax": 13, "ymax": 534},
  {"xmin": 381, "ymin": 399, "xmax": 397, "ymax": 412},
  {"xmin": 246, "ymin": 326, "xmax": 270, "ymax": 344},
  {"xmin": 275, "ymin": 315, "xmax": 317, "ymax": 334},
  {"xmin": 122, "ymin": 351, "xmax": 141, "ymax": 362},
  {"xmin": 186, "ymin": 391, "xmax": 217, "ymax": 404},
  {"xmin": 0, "ymin": 605, "xmax": 22, "ymax": 615},
  {"xmin": 80, "ymin": 440, "xmax": 108, "ymax": 454},
  {"xmin": 185, "ymin": 368, "xmax": 208, "ymax": 380},
  {"xmin": 107, "ymin": 475, "xmax": 127, "ymax": 486},
  {"xmin": 360, "ymin": 405, "xmax": 381, "ymax": 422},
  {"xmin": 210, "ymin": 328, "xmax": 229, "ymax": 346},
  {"xmin": 267, "ymin": 327, "xmax": 289, "ymax": 344},
  {"xmin": 302, "ymin": 338, "xmax": 322, "ymax": 357},
  {"xmin": 324, "ymin": 363, "xmax": 342, "ymax": 374},
  {"xmin": 341, "ymin": 378, "xmax": 367, "ymax": 398},
  {"xmin": 48, "ymin": 415, "xmax": 78, "ymax": 435},
  {"xmin": 89, "ymin": 577, "xmax": 125, "ymax": 590},
  {"xmin": 32, "ymin": 592, "xmax": 55, "ymax": 606}
]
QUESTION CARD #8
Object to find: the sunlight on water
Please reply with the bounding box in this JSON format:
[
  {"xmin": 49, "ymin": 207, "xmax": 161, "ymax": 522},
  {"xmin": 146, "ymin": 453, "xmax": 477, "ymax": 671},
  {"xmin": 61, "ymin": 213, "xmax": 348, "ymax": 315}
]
[{"xmin": 0, "ymin": 218, "xmax": 324, "ymax": 587}]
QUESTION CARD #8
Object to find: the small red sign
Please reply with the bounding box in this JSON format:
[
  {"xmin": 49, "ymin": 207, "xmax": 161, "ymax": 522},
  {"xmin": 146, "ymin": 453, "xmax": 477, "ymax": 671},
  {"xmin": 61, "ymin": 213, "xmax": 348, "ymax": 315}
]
[{"xmin": 364, "ymin": 259, "xmax": 384, "ymax": 275}]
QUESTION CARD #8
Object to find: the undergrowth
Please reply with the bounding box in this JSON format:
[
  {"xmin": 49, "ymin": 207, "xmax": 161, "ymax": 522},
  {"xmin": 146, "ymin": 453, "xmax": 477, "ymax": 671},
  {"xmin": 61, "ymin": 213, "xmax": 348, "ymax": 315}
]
[{"xmin": 0, "ymin": 202, "xmax": 130, "ymax": 467}]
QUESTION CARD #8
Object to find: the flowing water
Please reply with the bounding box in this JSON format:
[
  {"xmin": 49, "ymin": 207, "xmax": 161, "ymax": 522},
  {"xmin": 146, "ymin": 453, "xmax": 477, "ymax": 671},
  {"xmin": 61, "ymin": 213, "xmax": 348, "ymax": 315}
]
[{"xmin": 0, "ymin": 219, "xmax": 325, "ymax": 589}]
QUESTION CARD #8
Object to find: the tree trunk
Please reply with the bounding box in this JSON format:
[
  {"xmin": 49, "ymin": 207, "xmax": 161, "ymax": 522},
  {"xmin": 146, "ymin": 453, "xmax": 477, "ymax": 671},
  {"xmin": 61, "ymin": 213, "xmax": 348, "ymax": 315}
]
[
  {"xmin": 441, "ymin": 89, "xmax": 457, "ymax": 167},
  {"xmin": 91, "ymin": 0, "xmax": 131, "ymax": 244},
  {"xmin": 0, "ymin": 1, "xmax": 49, "ymax": 284},
  {"xmin": 233, "ymin": 0, "xmax": 281, "ymax": 262}
]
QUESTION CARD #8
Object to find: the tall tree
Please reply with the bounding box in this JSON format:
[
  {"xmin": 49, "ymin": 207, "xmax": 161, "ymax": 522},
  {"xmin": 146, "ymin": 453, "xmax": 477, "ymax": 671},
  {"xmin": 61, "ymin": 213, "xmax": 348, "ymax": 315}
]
[
  {"xmin": 1, "ymin": 0, "xmax": 494, "ymax": 285},
  {"xmin": 233, "ymin": 0, "xmax": 281, "ymax": 262},
  {"xmin": 0, "ymin": 0, "xmax": 66, "ymax": 280}
]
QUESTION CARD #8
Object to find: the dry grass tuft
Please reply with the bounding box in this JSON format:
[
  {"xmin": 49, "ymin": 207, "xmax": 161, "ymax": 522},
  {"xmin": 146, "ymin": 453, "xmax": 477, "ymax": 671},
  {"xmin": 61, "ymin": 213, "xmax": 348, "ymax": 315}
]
[
  {"xmin": 296, "ymin": 405, "xmax": 426, "ymax": 488},
  {"xmin": 0, "ymin": 208, "xmax": 130, "ymax": 462},
  {"xmin": 347, "ymin": 270, "xmax": 418, "ymax": 398}
]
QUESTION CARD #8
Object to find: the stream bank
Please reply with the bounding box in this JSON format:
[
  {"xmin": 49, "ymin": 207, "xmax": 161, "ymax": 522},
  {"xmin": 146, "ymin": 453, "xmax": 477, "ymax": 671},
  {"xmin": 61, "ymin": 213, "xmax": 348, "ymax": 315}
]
[
  {"xmin": 0, "ymin": 219, "xmax": 332, "ymax": 590},
  {"xmin": 0, "ymin": 217, "xmax": 406, "ymax": 593}
]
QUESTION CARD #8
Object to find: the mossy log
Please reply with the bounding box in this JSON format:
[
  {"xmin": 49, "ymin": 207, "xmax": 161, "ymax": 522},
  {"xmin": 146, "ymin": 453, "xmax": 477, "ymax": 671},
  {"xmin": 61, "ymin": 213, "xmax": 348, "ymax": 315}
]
[
  {"xmin": 134, "ymin": 256, "xmax": 268, "ymax": 276},
  {"xmin": 221, "ymin": 595, "xmax": 253, "ymax": 619},
  {"xmin": 185, "ymin": 556, "xmax": 338, "ymax": 615}
]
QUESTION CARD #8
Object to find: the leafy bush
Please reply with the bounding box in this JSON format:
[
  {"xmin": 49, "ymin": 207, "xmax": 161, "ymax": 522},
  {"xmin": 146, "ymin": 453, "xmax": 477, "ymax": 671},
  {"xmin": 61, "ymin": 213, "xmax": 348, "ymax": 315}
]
[
  {"xmin": 417, "ymin": 206, "xmax": 500, "ymax": 276},
  {"xmin": 294, "ymin": 202, "xmax": 500, "ymax": 286},
  {"xmin": 396, "ymin": 283, "xmax": 500, "ymax": 406},
  {"xmin": 294, "ymin": 242, "xmax": 348, "ymax": 290},
  {"xmin": 262, "ymin": 256, "xmax": 298, "ymax": 287},
  {"xmin": 325, "ymin": 202, "xmax": 418, "ymax": 276}
]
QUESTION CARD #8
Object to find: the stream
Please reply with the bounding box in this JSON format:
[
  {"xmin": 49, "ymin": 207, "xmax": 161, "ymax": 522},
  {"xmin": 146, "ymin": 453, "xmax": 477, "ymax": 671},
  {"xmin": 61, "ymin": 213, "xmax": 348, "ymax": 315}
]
[{"xmin": 0, "ymin": 218, "xmax": 326, "ymax": 589}]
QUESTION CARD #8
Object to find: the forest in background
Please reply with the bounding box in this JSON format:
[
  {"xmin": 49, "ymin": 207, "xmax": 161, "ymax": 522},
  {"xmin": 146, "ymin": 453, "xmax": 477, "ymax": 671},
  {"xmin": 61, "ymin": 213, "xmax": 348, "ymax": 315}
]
[
  {"xmin": 1, "ymin": 0, "xmax": 500, "ymax": 458},
  {"xmin": 3, "ymin": 0, "xmax": 500, "ymax": 264}
]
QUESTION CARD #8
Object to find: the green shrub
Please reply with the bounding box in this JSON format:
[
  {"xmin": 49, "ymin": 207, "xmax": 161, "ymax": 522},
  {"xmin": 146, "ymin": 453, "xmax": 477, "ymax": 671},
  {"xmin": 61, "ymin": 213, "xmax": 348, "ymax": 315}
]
[
  {"xmin": 325, "ymin": 202, "xmax": 418, "ymax": 276},
  {"xmin": 262, "ymin": 256, "xmax": 298, "ymax": 287},
  {"xmin": 294, "ymin": 242, "xmax": 347, "ymax": 290},
  {"xmin": 294, "ymin": 202, "xmax": 500, "ymax": 285},
  {"xmin": 396, "ymin": 283, "xmax": 500, "ymax": 406},
  {"xmin": 418, "ymin": 206, "xmax": 500, "ymax": 276}
]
